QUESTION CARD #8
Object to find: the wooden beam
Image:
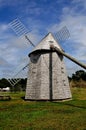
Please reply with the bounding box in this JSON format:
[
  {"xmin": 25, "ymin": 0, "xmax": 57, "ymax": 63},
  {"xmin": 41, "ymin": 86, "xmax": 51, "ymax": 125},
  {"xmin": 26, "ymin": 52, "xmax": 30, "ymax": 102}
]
[{"xmin": 50, "ymin": 45, "xmax": 86, "ymax": 70}]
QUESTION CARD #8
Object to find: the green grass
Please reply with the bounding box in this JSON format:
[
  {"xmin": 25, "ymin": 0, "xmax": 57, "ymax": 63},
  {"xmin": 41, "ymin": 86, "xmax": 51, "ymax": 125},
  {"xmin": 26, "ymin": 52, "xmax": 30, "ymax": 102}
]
[{"xmin": 0, "ymin": 88, "xmax": 86, "ymax": 130}]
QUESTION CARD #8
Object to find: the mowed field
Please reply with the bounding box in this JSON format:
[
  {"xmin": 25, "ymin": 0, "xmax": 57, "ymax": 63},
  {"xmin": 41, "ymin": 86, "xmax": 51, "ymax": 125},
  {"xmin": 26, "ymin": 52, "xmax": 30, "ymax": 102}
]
[{"xmin": 0, "ymin": 88, "xmax": 86, "ymax": 130}]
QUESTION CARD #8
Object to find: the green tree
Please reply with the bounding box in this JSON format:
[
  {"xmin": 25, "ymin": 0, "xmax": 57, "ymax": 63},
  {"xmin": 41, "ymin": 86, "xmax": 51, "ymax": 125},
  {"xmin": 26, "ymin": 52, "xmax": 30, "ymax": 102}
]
[
  {"xmin": 0, "ymin": 78, "xmax": 11, "ymax": 88},
  {"xmin": 72, "ymin": 70, "xmax": 86, "ymax": 81}
]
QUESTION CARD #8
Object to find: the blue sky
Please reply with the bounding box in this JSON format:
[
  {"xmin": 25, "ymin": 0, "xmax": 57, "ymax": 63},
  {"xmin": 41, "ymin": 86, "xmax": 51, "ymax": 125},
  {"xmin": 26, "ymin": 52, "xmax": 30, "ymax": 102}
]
[{"xmin": 0, "ymin": 0, "xmax": 86, "ymax": 78}]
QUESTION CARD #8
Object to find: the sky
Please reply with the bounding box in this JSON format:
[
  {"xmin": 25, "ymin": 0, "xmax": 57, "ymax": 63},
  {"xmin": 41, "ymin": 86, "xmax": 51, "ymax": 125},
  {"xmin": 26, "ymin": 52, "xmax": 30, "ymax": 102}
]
[{"xmin": 0, "ymin": 0, "xmax": 86, "ymax": 78}]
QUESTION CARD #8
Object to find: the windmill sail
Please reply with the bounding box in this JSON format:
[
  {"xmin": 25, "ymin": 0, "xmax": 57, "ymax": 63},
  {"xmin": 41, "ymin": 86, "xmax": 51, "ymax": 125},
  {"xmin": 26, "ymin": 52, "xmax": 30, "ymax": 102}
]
[
  {"xmin": 6, "ymin": 18, "xmax": 35, "ymax": 87},
  {"xmin": 9, "ymin": 18, "xmax": 29, "ymax": 36},
  {"xmin": 7, "ymin": 64, "xmax": 29, "ymax": 87},
  {"xmin": 54, "ymin": 26, "xmax": 70, "ymax": 42},
  {"xmin": 9, "ymin": 18, "xmax": 35, "ymax": 47}
]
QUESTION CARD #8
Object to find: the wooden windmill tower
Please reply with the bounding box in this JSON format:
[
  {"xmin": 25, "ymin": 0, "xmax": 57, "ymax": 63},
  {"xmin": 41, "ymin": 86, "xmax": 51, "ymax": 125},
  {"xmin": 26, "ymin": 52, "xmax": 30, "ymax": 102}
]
[
  {"xmin": 25, "ymin": 33, "xmax": 72, "ymax": 101},
  {"xmin": 8, "ymin": 19, "xmax": 86, "ymax": 101}
]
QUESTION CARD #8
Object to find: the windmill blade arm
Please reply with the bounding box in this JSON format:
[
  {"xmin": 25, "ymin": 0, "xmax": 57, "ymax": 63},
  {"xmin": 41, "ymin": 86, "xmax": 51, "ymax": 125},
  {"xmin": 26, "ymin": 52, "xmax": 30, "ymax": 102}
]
[
  {"xmin": 13, "ymin": 63, "xmax": 29, "ymax": 77},
  {"xmin": 25, "ymin": 35, "xmax": 35, "ymax": 47},
  {"xmin": 50, "ymin": 45, "xmax": 86, "ymax": 69}
]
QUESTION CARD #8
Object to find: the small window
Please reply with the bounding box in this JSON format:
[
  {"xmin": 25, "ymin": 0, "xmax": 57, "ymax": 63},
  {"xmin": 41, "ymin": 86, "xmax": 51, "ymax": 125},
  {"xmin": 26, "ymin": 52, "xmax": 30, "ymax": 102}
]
[{"xmin": 49, "ymin": 41, "xmax": 54, "ymax": 43}]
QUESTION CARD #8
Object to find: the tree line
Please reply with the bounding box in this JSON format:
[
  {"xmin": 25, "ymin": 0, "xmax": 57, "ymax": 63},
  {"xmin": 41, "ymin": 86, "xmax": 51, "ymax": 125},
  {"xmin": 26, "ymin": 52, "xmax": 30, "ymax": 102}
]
[
  {"xmin": 0, "ymin": 78, "xmax": 27, "ymax": 92},
  {"xmin": 69, "ymin": 70, "xmax": 86, "ymax": 81},
  {"xmin": 0, "ymin": 70, "xmax": 86, "ymax": 91},
  {"xmin": 69, "ymin": 70, "xmax": 86, "ymax": 88}
]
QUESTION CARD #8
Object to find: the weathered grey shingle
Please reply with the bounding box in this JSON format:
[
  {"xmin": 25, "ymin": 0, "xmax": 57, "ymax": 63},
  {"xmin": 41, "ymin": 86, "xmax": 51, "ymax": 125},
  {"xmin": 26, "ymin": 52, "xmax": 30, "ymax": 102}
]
[{"xmin": 25, "ymin": 32, "xmax": 72, "ymax": 101}]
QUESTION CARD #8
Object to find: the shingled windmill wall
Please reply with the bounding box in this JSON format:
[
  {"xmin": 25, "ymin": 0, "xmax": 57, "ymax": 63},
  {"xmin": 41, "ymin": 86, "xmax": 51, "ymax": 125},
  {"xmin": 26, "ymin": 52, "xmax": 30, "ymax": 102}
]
[{"xmin": 25, "ymin": 33, "xmax": 72, "ymax": 100}]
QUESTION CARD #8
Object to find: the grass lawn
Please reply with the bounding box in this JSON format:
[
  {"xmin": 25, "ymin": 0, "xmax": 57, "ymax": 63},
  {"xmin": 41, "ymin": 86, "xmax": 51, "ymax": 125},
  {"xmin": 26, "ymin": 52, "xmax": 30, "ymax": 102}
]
[{"xmin": 0, "ymin": 88, "xmax": 86, "ymax": 130}]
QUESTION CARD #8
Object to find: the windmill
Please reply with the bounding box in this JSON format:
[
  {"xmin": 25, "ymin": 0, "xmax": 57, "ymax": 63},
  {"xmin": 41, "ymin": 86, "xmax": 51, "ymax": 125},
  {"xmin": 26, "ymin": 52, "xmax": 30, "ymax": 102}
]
[{"xmin": 8, "ymin": 19, "xmax": 86, "ymax": 101}]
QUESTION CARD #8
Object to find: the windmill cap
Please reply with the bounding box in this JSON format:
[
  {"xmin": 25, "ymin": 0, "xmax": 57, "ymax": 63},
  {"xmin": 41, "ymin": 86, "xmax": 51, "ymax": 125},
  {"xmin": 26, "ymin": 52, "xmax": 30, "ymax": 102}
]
[{"xmin": 29, "ymin": 32, "xmax": 63, "ymax": 56}]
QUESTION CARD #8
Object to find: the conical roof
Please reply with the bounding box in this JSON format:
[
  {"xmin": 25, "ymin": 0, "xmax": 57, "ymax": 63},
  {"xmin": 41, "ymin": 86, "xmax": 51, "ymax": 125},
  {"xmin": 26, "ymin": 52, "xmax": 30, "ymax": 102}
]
[{"xmin": 29, "ymin": 32, "xmax": 62, "ymax": 56}]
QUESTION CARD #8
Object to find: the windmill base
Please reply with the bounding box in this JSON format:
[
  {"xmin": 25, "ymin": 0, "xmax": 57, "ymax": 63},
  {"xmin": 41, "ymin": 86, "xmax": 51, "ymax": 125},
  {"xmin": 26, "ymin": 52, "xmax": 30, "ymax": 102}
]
[{"xmin": 25, "ymin": 98, "xmax": 72, "ymax": 102}]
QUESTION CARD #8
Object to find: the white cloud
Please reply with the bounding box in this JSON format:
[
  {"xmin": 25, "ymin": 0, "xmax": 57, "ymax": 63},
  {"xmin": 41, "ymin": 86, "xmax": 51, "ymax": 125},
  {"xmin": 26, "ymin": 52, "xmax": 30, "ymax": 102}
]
[
  {"xmin": 0, "ymin": 57, "xmax": 8, "ymax": 67},
  {"xmin": 0, "ymin": 20, "xmax": 43, "ymax": 78},
  {"xmin": 72, "ymin": 0, "xmax": 86, "ymax": 9},
  {"xmin": 47, "ymin": 1, "xmax": 86, "ymax": 74},
  {"xmin": 0, "ymin": 0, "xmax": 24, "ymax": 7}
]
